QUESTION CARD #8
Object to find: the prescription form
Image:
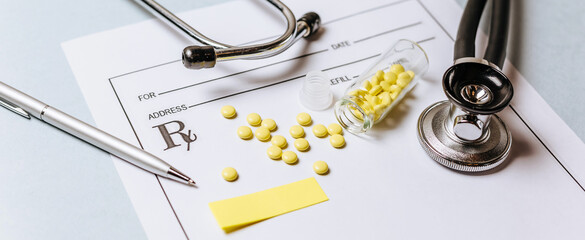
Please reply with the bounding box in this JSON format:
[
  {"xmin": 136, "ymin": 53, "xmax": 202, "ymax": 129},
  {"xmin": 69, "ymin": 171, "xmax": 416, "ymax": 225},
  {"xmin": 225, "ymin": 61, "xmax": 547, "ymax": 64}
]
[{"xmin": 62, "ymin": 0, "xmax": 585, "ymax": 239}]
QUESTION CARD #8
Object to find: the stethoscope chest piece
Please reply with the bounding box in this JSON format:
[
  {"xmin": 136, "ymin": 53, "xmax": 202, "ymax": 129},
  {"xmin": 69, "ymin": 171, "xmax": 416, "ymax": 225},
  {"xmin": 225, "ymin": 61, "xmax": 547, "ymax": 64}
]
[
  {"xmin": 418, "ymin": 62, "xmax": 513, "ymax": 172},
  {"xmin": 417, "ymin": 100, "xmax": 511, "ymax": 172}
]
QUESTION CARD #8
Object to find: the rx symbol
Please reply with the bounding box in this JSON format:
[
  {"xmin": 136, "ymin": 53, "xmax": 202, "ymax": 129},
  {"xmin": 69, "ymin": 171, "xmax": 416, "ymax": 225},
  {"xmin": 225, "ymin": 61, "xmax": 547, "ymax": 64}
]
[{"xmin": 152, "ymin": 120, "xmax": 197, "ymax": 151}]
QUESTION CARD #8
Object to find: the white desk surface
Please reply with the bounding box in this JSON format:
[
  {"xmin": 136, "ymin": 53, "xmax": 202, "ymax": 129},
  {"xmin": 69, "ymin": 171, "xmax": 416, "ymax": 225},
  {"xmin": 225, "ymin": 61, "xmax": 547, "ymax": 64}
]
[{"xmin": 1, "ymin": 0, "xmax": 583, "ymax": 239}]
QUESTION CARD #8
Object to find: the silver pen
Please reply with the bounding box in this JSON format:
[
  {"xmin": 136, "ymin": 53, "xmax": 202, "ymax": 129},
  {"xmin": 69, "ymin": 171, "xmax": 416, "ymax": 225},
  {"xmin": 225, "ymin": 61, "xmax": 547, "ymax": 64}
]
[{"xmin": 0, "ymin": 81, "xmax": 195, "ymax": 186}]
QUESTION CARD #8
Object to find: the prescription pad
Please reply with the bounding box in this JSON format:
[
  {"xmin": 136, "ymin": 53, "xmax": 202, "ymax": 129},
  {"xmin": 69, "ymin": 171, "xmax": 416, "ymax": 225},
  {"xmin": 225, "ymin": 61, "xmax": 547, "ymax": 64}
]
[{"xmin": 62, "ymin": 0, "xmax": 585, "ymax": 239}]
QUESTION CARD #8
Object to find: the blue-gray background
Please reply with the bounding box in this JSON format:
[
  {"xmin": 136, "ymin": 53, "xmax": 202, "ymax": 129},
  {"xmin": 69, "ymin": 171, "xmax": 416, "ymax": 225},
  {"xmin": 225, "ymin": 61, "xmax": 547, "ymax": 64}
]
[{"xmin": 0, "ymin": 0, "xmax": 583, "ymax": 239}]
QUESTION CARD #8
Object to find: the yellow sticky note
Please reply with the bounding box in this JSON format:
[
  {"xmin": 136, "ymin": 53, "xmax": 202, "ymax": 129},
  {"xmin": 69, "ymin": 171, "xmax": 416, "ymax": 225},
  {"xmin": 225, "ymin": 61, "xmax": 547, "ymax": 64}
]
[{"xmin": 209, "ymin": 177, "xmax": 328, "ymax": 232}]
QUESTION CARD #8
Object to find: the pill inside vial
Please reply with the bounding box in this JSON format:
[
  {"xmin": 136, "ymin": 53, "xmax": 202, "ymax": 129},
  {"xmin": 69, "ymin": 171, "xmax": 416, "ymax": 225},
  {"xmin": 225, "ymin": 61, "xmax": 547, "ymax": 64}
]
[
  {"xmin": 221, "ymin": 105, "xmax": 237, "ymax": 119},
  {"xmin": 222, "ymin": 167, "xmax": 238, "ymax": 181},
  {"xmin": 247, "ymin": 113, "xmax": 262, "ymax": 126}
]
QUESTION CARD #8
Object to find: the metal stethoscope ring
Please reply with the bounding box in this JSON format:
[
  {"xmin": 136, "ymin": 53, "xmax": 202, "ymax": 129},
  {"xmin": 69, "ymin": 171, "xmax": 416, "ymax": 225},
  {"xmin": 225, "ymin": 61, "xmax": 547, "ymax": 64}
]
[
  {"xmin": 134, "ymin": 0, "xmax": 321, "ymax": 69},
  {"xmin": 417, "ymin": 0, "xmax": 513, "ymax": 172}
]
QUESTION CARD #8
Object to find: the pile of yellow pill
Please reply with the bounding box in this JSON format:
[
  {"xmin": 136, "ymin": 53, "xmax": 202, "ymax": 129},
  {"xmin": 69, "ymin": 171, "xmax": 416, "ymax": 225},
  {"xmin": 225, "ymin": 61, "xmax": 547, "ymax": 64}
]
[
  {"xmin": 222, "ymin": 167, "xmax": 238, "ymax": 181},
  {"xmin": 348, "ymin": 63, "xmax": 415, "ymax": 121},
  {"xmin": 311, "ymin": 122, "xmax": 346, "ymax": 148},
  {"xmin": 225, "ymin": 108, "xmax": 350, "ymax": 179}
]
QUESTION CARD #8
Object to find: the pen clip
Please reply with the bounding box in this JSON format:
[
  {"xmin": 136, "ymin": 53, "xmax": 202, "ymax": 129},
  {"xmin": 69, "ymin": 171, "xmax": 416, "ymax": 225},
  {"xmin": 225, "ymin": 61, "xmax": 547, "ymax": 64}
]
[{"xmin": 0, "ymin": 96, "xmax": 31, "ymax": 119}]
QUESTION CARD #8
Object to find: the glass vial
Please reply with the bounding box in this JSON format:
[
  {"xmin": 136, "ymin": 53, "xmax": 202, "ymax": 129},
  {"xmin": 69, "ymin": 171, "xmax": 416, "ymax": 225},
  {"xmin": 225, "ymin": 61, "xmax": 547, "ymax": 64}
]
[{"xmin": 334, "ymin": 39, "xmax": 429, "ymax": 134}]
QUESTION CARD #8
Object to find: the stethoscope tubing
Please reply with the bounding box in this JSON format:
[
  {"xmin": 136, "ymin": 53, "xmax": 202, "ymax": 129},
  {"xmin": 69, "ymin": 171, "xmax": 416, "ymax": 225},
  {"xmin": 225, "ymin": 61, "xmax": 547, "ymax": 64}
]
[
  {"xmin": 134, "ymin": 0, "xmax": 316, "ymax": 65},
  {"xmin": 454, "ymin": 0, "xmax": 510, "ymax": 69}
]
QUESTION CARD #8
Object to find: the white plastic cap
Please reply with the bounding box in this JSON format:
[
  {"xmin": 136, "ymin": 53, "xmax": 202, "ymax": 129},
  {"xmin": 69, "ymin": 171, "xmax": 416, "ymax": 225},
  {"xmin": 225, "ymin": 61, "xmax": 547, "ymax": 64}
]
[{"xmin": 299, "ymin": 70, "xmax": 333, "ymax": 111}]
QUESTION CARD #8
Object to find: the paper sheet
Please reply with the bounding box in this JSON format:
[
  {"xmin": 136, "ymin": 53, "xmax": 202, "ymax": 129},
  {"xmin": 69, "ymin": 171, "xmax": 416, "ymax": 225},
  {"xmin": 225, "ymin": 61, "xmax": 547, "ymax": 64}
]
[{"xmin": 62, "ymin": 0, "xmax": 585, "ymax": 239}]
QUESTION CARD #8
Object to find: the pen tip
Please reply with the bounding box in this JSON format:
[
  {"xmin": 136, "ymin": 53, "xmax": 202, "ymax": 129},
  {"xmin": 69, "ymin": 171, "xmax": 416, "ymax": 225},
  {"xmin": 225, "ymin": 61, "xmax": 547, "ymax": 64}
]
[{"xmin": 188, "ymin": 179, "xmax": 196, "ymax": 185}]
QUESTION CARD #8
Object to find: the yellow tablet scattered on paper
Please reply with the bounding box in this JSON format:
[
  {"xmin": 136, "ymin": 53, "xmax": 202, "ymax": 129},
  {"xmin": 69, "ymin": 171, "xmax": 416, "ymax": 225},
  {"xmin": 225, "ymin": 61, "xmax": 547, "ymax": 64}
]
[{"xmin": 208, "ymin": 177, "xmax": 328, "ymax": 233}]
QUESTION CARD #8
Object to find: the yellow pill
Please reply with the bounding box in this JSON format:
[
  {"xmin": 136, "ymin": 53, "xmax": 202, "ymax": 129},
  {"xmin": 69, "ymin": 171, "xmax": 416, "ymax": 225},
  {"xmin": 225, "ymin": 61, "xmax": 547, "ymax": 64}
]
[
  {"xmin": 362, "ymin": 80, "xmax": 372, "ymax": 90},
  {"xmin": 370, "ymin": 76, "xmax": 380, "ymax": 86},
  {"xmin": 384, "ymin": 71, "xmax": 397, "ymax": 84},
  {"xmin": 374, "ymin": 113, "xmax": 381, "ymax": 121},
  {"xmin": 360, "ymin": 101, "xmax": 373, "ymax": 112},
  {"xmin": 368, "ymin": 85, "xmax": 383, "ymax": 96},
  {"xmin": 313, "ymin": 161, "xmax": 329, "ymax": 175},
  {"xmin": 282, "ymin": 151, "xmax": 298, "ymax": 164},
  {"xmin": 380, "ymin": 92, "xmax": 392, "ymax": 106},
  {"xmin": 289, "ymin": 125, "xmax": 305, "ymax": 138},
  {"xmin": 294, "ymin": 138, "xmax": 310, "ymax": 151},
  {"xmin": 389, "ymin": 84, "xmax": 402, "ymax": 93},
  {"xmin": 271, "ymin": 135, "xmax": 288, "ymax": 148},
  {"xmin": 397, "ymin": 72, "xmax": 412, "ymax": 88},
  {"xmin": 312, "ymin": 124, "xmax": 328, "ymax": 138},
  {"xmin": 255, "ymin": 127, "xmax": 271, "ymax": 141},
  {"xmin": 222, "ymin": 167, "xmax": 238, "ymax": 181},
  {"xmin": 374, "ymin": 104, "xmax": 385, "ymax": 115},
  {"xmin": 348, "ymin": 89, "xmax": 367, "ymax": 97},
  {"xmin": 380, "ymin": 81, "xmax": 391, "ymax": 92},
  {"xmin": 375, "ymin": 70, "xmax": 384, "ymax": 81},
  {"xmin": 220, "ymin": 105, "xmax": 237, "ymax": 119},
  {"xmin": 396, "ymin": 78, "xmax": 409, "ymax": 88},
  {"xmin": 329, "ymin": 134, "xmax": 346, "ymax": 148},
  {"xmin": 261, "ymin": 118, "xmax": 277, "ymax": 131},
  {"xmin": 406, "ymin": 70, "xmax": 415, "ymax": 78},
  {"xmin": 378, "ymin": 91, "xmax": 390, "ymax": 100},
  {"xmin": 247, "ymin": 113, "xmax": 262, "ymax": 126},
  {"xmin": 365, "ymin": 94, "xmax": 380, "ymax": 105},
  {"xmin": 352, "ymin": 109, "xmax": 364, "ymax": 120},
  {"xmin": 296, "ymin": 112, "xmax": 312, "ymax": 126},
  {"xmin": 390, "ymin": 64, "xmax": 405, "ymax": 74},
  {"xmin": 237, "ymin": 126, "xmax": 253, "ymax": 140},
  {"xmin": 267, "ymin": 145, "xmax": 283, "ymax": 160},
  {"xmin": 327, "ymin": 123, "xmax": 343, "ymax": 135},
  {"xmin": 390, "ymin": 91, "xmax": 400, "ymax": 100}
]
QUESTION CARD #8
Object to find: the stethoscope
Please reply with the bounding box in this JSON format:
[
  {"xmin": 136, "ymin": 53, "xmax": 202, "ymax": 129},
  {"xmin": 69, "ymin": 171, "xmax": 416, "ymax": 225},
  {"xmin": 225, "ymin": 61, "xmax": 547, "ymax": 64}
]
[
  {"xmin": 134, "ymin": 0, "xmax": 321, "ymax": 69},
  {"xmin": 418, "ymin": 0, "xmax": 513, "ymax": 172},
  {"xmin": 136, "ymin": 0, "xmax": 512, "ymax": 172}
]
